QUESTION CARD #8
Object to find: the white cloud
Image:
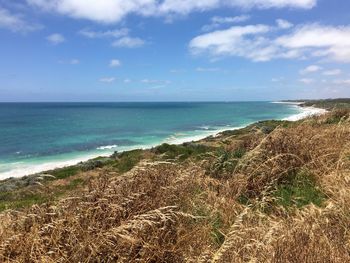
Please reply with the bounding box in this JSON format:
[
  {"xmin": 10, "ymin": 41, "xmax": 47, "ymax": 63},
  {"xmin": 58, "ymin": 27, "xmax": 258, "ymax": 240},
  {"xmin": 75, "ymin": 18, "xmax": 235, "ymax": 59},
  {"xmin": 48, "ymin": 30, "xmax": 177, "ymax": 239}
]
[
  {"xmin": 159, "ymin": 0, "xmax": 316, "ymax": 15},
  {"xmin": 112, "ymin": 36, "xmax": 145, "ymax": 48},
  {"xmin": 299, "ymin": 78, "xmax": 314, "ymax": 84},
  {"xmin": 196, "ymin": 67, "xmax": 220, "ymax": 72},
  {"xmin": 323, "ymin": 69, "xmax": 342, "ymax": 76},
  {"xmin": 333, "ymin": 79, "xmax": 350, "ymax": 85},
  {"xmin": 0, "ymin": 7, "xmax": 42, "ymax": 33},
  {"xmin": 124, "ymin": 78, "xmax": 131, "ymax": 83},
  {"xmin": 271, "ymin": 77, "xmax": 284, "ymax": 82},
  {"xmin": 202, "ymin": 15, "xmax": 250, "ymax": 31},
  {"xmin": 27, "ymin": 0, "xmax": 155, "ymax": 24},
  {"xmin": 276, "ymin": 19, "xmax": 293, "ymax": 29},
  {"xmin": 231, "ymin": 0, "xmax": 316, "ymax": 9},
  {"xmin": 170, "ymin": 69, "xmax": 185, "ymax": 73},
  {"xmin": 47, "ymin": 33, "xmax": 65, "ymax": 44},
  {"xmin": 79, "ymin": 28, "xmax": 128, "ymax": 38},
  {"xmin": 212, "ymin": 15, "xmax": 250, "ymax": 24},
  {"xmin": 99, "ymin": 77, "xmax": 115, "ymax": 83},
  {"xmin": 109, "ymin": 59, "xmax": 121, "ymax": 67},
  {"xmin": 70, "ymin": 59, "xmax": 80, "ymax": 64},
  {"xmin": 275, "ymin": 24, "xmax": 350, "ymax": 62},
  {"xmin": 141, "ymin": 79, "xmax": 170, "ymax": 84},
  {"xmin": 58, "ymin": 58, "xmax": 80, "ymax": 64},
  {"xmin": 148, "ymin": 85, "xmax": 166, "ymax": 90},
  {"xmin": 79, "ymin": 28, "xmax": 143, "ymax": 49},
  {"xmin": 190, "ymin": 24, "xmax": 273, "ymax": 62},
  {"xmin": 190, "ymin": 23, "xmax": 350, "ymax": 63},
  {"xmin": 300, "ymin": 65, "xmax": 322, "ymax": 74},
  {"xmin": 27, "ymin": 0, "xmax": 317, "ymax": 24}
]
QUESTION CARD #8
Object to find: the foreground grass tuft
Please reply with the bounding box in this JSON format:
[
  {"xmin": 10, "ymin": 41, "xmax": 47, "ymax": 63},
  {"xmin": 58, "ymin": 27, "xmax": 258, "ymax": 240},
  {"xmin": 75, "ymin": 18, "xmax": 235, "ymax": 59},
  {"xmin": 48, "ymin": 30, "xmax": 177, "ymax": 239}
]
[{"xmin": 211, "ymin": 212, "xmax": 225, "ymax": 247}]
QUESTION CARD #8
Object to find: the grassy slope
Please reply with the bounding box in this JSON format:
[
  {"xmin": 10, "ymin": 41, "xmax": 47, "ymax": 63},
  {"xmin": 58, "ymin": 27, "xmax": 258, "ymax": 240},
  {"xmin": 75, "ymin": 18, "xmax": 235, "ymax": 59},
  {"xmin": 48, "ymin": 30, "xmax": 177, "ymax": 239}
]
[{"xmin": 0, "ymin": 101, "xmax": 350, "ymax": 262}]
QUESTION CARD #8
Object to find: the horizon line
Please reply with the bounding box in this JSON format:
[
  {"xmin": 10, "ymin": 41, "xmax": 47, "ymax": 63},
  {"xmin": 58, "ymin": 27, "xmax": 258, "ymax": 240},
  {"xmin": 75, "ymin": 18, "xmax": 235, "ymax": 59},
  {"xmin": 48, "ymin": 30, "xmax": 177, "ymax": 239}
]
[{"xmin": 0, "ymin": 98, "xmax": 346, "ymax": 103}]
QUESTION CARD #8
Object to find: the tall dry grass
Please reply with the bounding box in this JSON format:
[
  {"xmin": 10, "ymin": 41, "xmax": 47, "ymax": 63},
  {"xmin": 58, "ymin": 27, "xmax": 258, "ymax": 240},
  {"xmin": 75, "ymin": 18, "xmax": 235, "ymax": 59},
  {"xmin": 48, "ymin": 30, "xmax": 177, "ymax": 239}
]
[{"xmin": 0, "ymin": 110, "xmax": 350, "ymax": 262}]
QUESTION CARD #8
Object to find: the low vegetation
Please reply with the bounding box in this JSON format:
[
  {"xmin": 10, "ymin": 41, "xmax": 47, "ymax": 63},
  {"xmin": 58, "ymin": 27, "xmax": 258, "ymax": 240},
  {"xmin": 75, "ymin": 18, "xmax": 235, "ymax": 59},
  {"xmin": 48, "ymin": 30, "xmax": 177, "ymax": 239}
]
[
  {"xmin": 153, "ymin": 142, "xmax": 212, "ymax": 161},
  {"xmin": 286, "ymin": 98, "xmax": 350, "ymax": 110},
  {"xmin": 0, "ymin": 103, "xmax": 350, "ymax": 262},
  {"xmin": 273, "ymin": 170, "xmax": 326, "ymax": 209},
  {"xmin": 113, "ymin": 149, "xmax": 144, "ymax": 173},
  {"xmin": 206, "ymin": 148, "xmax": 245, "ymax": 179}
]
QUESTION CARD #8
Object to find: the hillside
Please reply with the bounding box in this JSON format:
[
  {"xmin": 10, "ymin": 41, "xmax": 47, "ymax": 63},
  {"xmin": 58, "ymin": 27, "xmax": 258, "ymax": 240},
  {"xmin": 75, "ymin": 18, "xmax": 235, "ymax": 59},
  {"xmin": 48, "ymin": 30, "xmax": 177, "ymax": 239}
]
[{"xmin": 0, "ymin": 105, "xmax": 350, "ymax": 262}]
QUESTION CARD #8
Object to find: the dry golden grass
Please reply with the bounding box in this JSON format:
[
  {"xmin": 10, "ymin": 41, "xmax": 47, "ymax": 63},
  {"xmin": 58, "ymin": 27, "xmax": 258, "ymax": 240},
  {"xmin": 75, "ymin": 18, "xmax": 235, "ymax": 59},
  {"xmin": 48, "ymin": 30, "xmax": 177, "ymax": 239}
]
[{"xmin": 1, "ymin": 109, "xmax": 350, "ymax": 262}]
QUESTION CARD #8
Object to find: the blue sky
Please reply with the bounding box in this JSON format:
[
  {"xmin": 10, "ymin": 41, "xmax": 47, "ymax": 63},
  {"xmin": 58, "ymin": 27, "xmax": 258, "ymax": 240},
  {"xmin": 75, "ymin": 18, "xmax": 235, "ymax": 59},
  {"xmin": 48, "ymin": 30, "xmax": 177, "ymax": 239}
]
[{"xmin": 0, "ymin": 0, "xmax": 350, "ymax": 102}]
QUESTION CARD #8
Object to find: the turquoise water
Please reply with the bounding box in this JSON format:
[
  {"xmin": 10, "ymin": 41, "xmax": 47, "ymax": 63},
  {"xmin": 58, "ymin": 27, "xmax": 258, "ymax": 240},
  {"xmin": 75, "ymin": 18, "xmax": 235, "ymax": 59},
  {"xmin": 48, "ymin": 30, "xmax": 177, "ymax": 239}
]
[{"xmin": 0, "ymin": 102, "xmax": 301, "ymax": 178}]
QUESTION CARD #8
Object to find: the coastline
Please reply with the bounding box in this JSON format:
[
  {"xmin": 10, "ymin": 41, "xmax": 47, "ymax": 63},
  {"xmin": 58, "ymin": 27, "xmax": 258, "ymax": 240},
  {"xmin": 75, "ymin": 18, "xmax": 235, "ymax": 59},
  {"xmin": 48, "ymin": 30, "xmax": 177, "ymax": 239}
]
[
  {"xmin": 0, "ymin": 103, "xmax": 327, "ymax": 180},
  {"xmin": 282, "ymin": 105, "xmax": 327, "ymax": 121}
]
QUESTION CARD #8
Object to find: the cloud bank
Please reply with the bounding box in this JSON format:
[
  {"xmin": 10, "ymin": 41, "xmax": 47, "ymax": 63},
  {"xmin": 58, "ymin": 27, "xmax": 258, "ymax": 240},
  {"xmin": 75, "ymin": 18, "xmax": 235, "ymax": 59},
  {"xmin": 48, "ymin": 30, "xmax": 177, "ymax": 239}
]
[
  {"xmin": 189, "ymin": 23, "xmax": 350, "ymax": 63},
  {"xmin": 27, "ymin": 0, "xmax": 317, "ymax": 24},
  {"xmin": 0, "ymin": 7, "xmax": 42, "ymax": 33},
  {"xmin": 79, "ymin": 27, "xmax": 144, "ymax": 48}
]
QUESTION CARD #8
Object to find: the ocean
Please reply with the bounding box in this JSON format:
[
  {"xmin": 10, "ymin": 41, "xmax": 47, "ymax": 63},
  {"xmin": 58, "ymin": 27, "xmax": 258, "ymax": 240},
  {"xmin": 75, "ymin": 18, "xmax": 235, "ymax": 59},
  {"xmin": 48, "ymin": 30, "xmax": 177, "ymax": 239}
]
[{"xmin": 0, "ymin": 102, "xmax": 304, "ymax": 179}]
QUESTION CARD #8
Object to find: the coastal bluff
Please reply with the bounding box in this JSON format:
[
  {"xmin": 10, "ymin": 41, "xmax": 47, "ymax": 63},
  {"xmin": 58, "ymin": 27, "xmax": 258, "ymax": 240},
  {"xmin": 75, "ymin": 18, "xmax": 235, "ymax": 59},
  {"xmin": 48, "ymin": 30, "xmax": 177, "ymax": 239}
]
[{"xmin": 0, "ymin": 100, "xmax": 350, "ymax": 262}]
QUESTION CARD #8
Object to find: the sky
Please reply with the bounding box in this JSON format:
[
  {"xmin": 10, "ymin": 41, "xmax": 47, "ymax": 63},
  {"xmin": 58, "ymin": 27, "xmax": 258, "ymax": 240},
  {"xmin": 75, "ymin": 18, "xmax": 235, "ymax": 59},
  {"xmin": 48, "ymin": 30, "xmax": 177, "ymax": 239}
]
[{"xmin": 0, "ymin": 0, "xmax": 350, "ymax": 102}]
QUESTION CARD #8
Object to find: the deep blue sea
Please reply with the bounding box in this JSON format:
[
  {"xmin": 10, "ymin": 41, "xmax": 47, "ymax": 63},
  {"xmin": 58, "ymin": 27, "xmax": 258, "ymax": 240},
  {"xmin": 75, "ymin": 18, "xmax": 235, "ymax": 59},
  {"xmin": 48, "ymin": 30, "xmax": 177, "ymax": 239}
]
[{"xmin": 0, "ymin": 102, "xmax": 302, "ymax": 178}]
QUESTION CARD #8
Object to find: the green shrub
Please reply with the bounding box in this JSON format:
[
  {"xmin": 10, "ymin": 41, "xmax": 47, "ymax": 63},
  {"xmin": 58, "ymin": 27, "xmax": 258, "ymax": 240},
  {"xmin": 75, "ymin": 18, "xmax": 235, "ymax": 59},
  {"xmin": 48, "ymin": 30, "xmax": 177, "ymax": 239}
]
[
  {"xmin": 220, "ymin": 120, "xmax": 291, "ymax": 137},
  {"xmin": 257, "ymin": 120, "xmax": 291, "ymax": 133},
  {"xmin": 232, "ymin": 148, "xmax": 245, "ymax": 158},
  {"xmin": 114, "ymin": 149, "xmax": 143, "ymax": 173},
  {"xmin": 237, "ymin": 194, "xmax": 252, "ymax": 206},
  {"xmin": 79, "ymin": 157, "xmax": 115, "ymax": 171},
  {"xmin": 274, "ymin": 170, "xmax": 325, "ymax": 209},
  {"xmin": 324, "ymin": 109, "xmax": 349, "ymax": 124},
  {"xmin": 50, "ymin": 166, "xmax": 80, "ymax": 180},
  {"xmin": 0, "ymin": 192, "xmax": 50, "ymax": 212},
  {"xmin": 207, "ymin": 149, "xmax": 245, "ymax": 179},
  {"xmin": 153, "ymin": 143, "xmax": 211, "ymax": 161}
]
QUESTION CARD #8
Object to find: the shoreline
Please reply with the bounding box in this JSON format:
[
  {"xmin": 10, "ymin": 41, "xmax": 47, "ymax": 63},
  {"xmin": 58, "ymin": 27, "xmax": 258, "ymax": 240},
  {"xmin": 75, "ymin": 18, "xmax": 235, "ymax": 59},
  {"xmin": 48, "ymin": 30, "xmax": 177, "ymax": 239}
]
[
  {"xmin": 282, "ymin": 105, "xmax": 327, "ymax": 121},
  {"xmin": 0, "ymin": 103, "xmax": 327, "ymax": 180}
]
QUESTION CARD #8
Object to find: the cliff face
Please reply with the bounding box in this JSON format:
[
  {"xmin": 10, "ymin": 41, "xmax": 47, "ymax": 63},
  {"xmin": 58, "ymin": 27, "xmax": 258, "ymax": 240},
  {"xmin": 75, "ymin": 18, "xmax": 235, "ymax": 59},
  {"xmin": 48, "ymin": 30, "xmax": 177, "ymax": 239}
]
[{"xmin": 0, "ymin": 108, "xmax": 350, "ymax": 262}]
